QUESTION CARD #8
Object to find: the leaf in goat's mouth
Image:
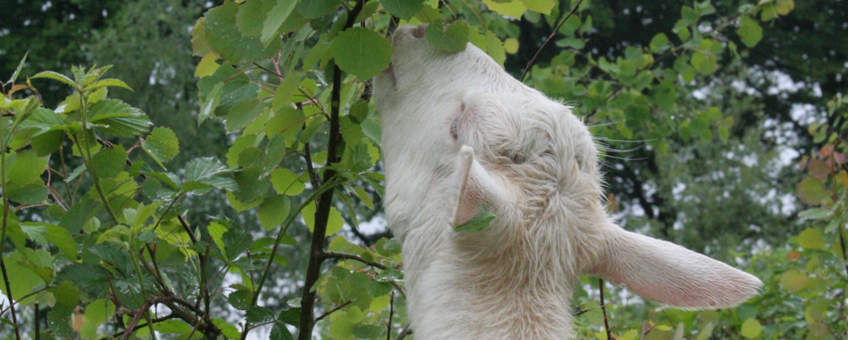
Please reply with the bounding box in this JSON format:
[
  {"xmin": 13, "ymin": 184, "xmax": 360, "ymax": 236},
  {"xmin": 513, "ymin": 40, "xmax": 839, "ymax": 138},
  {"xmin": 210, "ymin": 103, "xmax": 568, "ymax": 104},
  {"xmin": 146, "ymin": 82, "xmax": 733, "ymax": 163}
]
[{"xmin": 453, "ymin": 214, "xmax": 496, "ymax": 233}]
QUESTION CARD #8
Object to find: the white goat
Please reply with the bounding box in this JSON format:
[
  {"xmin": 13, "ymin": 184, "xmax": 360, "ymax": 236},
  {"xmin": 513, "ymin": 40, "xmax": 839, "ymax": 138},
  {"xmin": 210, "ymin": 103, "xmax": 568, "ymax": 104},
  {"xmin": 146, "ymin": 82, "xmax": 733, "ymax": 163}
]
[{"xmin": 372, "ymin": 24, "xmax": 762, "ymax": 340}]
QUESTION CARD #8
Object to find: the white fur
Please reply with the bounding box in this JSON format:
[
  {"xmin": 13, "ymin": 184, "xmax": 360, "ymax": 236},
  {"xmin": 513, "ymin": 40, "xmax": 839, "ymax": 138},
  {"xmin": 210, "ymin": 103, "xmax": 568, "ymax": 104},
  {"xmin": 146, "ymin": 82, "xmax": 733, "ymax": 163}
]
[{"xmin": 372, "ymin": 24, "xmax": 762, "ymax": 340}]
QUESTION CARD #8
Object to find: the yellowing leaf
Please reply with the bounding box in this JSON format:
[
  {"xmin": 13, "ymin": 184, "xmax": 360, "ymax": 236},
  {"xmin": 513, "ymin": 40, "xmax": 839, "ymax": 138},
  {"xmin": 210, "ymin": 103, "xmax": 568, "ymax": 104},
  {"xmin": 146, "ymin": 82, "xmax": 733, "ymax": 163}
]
[
  {"xmin": 195, "ymin": 53, "xmax": 220, "ymax": 78},
  {"xmin": 504, "ymin": 38, "xmax": 519, "ymax": 54},
  {"xmin": 302, "ymin": 202, "xmax": 345, "ymax": 235},
  {"xmin": 483, "ymin": 0, "xmax": 526, "ymax": 19},
  {"xmin": 521, "ymin": 0, "xmax": 555, "ymax": 15}
]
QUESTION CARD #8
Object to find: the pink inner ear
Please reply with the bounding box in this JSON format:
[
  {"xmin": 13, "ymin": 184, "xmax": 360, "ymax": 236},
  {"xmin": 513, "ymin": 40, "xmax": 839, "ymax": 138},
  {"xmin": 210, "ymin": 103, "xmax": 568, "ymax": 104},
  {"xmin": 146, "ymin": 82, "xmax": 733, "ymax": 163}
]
[{"xmin": 453, "ymin": 181, "xmax": 486, "ymax": 227}]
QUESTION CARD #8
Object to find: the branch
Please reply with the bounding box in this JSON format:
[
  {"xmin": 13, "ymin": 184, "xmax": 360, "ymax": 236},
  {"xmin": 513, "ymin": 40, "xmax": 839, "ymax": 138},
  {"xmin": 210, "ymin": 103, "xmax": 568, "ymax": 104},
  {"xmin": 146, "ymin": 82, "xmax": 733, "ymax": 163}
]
[
  {"xmin": 520, "ymin": 0, "xmax": 585, "ymax": 82},
  {"xmin": 323, "ymin": 251, "xmax": 387, "ymax": 269},
  {"xmin": 297, "ymin": 1, "xmax": 369, "ymax": 339}
]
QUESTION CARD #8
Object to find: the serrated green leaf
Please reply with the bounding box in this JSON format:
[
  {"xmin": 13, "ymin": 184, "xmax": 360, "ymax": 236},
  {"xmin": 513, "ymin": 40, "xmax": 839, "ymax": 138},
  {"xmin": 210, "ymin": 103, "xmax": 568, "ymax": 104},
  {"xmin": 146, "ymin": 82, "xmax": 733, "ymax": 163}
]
[
  {"xmin": 91, "ymin": 144, "xmax": 126, "ymax": 179},
  {"xmin": 87, "ymin": 99, "xmax": 151, "ymax": 137},
  {"xmin": 425, "ymin": 21, "xmax": 470, "ymax": 53},
  {"xmin": 228, "ymin": 289, "xmax": 253, "ymax": 310},
  {"xmin": 142, "ymin": 127, "xmax": 180, "ymax": 169},
  {"xmin": 8, "ymin": 150, "xmax": 48, "ymax": 185},
  {"xmin": 8, "ymin": 51, "xmax": 28, "ymax": 84},
  {"xmin": 331, "ymin": 27, "xmax": 393, "ymax": 80},
  {"xmin": 234, "ymin": 166, "xmax": 272, "ymax": 203},
  {"xmin": 205, "ymin": 1, "xmax": 280, "ymax": 65},
  {"xmin": 270, "ymin": 319, "xmax": 295, "ymax": 340},
  {"xmin": 247, "ymin": 306, "xmax": 277, "ymax": 323},
  {"xmin": 83, "ymin": 78, "xmax": 133, "ymax": 92},
  {"xmin": 33, "ymin": 71, "xmax": 80, "ymax": 91}
]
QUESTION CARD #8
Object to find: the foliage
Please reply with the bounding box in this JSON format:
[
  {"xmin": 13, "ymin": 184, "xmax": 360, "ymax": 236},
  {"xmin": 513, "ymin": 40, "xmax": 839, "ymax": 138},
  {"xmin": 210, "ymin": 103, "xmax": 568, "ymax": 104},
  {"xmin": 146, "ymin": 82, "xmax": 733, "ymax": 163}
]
[{"xmin": 1, "ymin": 0, "xmax": 844, "ymax": 340}]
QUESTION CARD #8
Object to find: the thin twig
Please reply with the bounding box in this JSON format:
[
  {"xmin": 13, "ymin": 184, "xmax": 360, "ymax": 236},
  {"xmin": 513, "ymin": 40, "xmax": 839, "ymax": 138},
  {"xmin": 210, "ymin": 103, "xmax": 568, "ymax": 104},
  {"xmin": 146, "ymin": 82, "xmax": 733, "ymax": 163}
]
[
  {"xmin": 520, "ymin": 0, "xmax": 585, "ymax": 82},
  {"xmin": 599, "ymin": 278, "xmax": 611, "ymax": 340},
  {"xmin": 394, "ymin": 321, "xmax": 412, "ymax": 340},
  {"xmin": 315, "ymin": 300, "xmax": 353, "ymax": 322},
  {"xmin": 323, "ymin": 251, "xmax": 387, "ymax": 269},
  {"xmin": 387, "ymin": 292, "xmax": 395, "ymax": 340}
]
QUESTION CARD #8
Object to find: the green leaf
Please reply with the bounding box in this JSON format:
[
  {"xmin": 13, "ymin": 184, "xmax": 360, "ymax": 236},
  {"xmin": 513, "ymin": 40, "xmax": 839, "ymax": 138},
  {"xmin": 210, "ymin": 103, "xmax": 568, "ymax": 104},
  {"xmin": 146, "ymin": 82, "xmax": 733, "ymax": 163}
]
[
  {"xmin": 247, "ymin": 306, "xmax": 276, "ymax": 323},
  {"xmin": 353, "ymin": 324, "xmax": 384, "ymax": 339},
  {"xmin": 796, "ymin": 177, "xmax": 829, "ymax": 206},
  {"xmin": 691, "ymin": 52, "xmax": 717, "ymax": 75},
  {"xmin": 331, "ymin": 27, "xmax": 393, "ymax": 80},
  {"xmin": 483, "ymin": 0, "xmax": 526, "ymax": 18},
  {"xmin": 453, "ymin": 214, "xmax": 496, "ymax": 233},
  {"xmin": 798, "ymin": 227, "xmax": 825, "ymax": 250},
  {"xmin": 736, "ymin": 16, "xmax": 763, "ymax": 48},
  {"xmin": 185, "ymin": 157, "xmax": 231, "ymax": 182},
  {"xmin": 46, "ymin": 223, "xmax": 79, "ymax": 261},
  {"xmin": 295, "ymin": 0, "xmax": 339, "ymax": 18},
  {"xmin": 302, "ymin": 202, "xmax": 345, "ymax": 235},
  {"xmin": 234, "ymin": 166, "xmax": 272, "ymax": 203},
  {"xmin": 228, "ymin": 289, "xmax": 253, "ymax": 310},
  {"xmin": 223, "ymin": 229, "xmax": 253, "ymax": 260},
  {"xmin": 740, "ymin": 318, "xmax": 762, "ymax": 338},
  {"xmin": 798, "ymin": 208, "xmax": 832, "ymax": 220},
  {"xmin": 340, "ymin": 116, "xmax": 363, "ymax": 146},
  {"xmin": 199, "ymin": 82, "xmax": 224, "ymax": 126},
  {"xmin": 83, "ymin": 78, "xmax": 133, "ymax": 93},
  {"xmin": 8, "ymin": 150, "xmax": 48, "ymax": 185},
  {"xmin": 226, "ymin": 98, "xmax": 263, "ymax": 132},
  {"xmin": 780, "ymin": 269, "xmax": 806, "ymax": 293},
  {"xmin": 142, "ymin": 127, "xmax": 180, "ymax": 169},
  {"xmin": 270, "ymin": 319, "xmax": 295, "ymax": 340},
  {"xmin": 262, "ymin": 0, "xmax": 298, "ymax": 44},
  {"xmin": 91, "ymin": 144, "xmax": 127, "ymax": 179},
  {"xmin": 8, "ymin": 51, "xmax": 28, "ymax": 84},
  {"xmin": 381, "ymin": 0, "xmax": 424, "ymax": 19},
  {"xmin": 649, "ymin": 33, "xmax": 670, "ymax": 53},
  {"xmin": 205, "ymin": 1, "xmax": 280, "ymax": 65},
  {"xmin": 0, "ymin": 250, "xmax": 51, "ymax": 302},
  {"xmin": 270, "ymin": 168, "xmax": 306, "ymax": 195},
  {"xmin": 776, "ymin": 0, "xmax": 795, "ymax": 15},
  {"xmin": 33, "ymin": 71, "xmax": 80, "ymax": 91},
  {"xmin": 87, "ymin": 99, "xmax": 152, "ymax": 137},
  {"xmin": 236, "ymin": 0, "xmax": 273, "ymax": 38},
  {"xmin": 521, "ymin": 0, "xmax": 555, "ymax": 15},
  {"xmin": 272, "ymin": 71, "xmax": 302, "ymax": 113},
  {"xmin": 425, "ymin": 20, "xmax": 470, "ymax": 53},
  {"xmin": 258, "ymin": 195, "xmax": 290, "ymax": 231},
  {"xmin": 7, "ymin": 182, "xmax": 48, "ymax": 205}
]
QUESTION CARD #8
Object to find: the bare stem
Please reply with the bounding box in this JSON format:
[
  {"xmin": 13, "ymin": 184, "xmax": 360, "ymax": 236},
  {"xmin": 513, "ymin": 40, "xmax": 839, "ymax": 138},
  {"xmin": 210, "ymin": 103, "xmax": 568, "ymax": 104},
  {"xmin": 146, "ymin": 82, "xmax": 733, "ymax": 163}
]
[
  {"xmin": 599, "ymin": 278, "xmax": 611, "ymax": 340},
  {"xmin": 520, "ymin": 0, "xmax": 585, "ymax": 82}
]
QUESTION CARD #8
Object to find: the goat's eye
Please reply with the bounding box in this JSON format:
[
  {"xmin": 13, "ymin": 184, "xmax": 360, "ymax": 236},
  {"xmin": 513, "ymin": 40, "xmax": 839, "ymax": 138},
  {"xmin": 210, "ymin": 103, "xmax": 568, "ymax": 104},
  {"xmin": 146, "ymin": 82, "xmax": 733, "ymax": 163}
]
[
  {"xmin": 512, "ymin": 152, "xmax": 526, "ymax": 164},
  {"xmin": 450, "ymin": 117, "xmax": 459, "ymax": 140}
]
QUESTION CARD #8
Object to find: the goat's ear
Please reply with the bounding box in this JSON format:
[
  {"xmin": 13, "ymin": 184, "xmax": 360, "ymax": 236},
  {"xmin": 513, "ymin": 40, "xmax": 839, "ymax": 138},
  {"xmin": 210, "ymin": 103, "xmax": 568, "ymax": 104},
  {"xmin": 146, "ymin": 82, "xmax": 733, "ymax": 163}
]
[
  {"xmin": 451, "ymin": 146, "xmax": 509, "ymax": 227},
  {"xmin": 586, "ymin": 224, "xmax": 762, "ymax": 309}
]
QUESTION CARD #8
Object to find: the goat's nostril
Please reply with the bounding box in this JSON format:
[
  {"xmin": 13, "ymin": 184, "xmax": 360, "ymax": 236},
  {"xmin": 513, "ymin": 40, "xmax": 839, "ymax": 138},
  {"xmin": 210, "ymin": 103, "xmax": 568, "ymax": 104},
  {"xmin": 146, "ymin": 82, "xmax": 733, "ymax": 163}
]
[{"xmin": 412, "ymin": 23, "xmax": 428, "ymax": 38}]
